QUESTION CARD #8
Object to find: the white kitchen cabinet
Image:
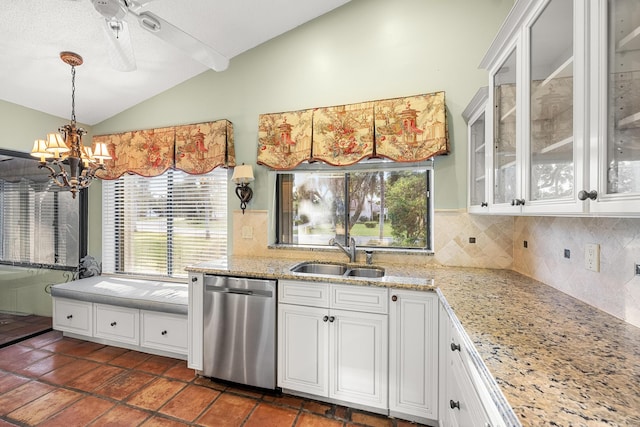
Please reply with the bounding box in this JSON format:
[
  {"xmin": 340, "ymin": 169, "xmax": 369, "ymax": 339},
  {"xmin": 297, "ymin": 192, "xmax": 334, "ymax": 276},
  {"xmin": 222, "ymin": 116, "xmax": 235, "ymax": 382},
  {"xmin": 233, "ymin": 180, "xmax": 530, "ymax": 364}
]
[
  {"xmin": 477, "ymin": 0, "xmax": 640, "ymax": 216},
  {"xmin": 278, "ymin": 280, "xmax": 388, "ymax": 411},
  {"xmin": 278, "ymin": 303, "xmax": 329, "ymax": 396},
  {"xmin": 438, "ymin": 300, "xmax": 512, "ymax": 427},
  {"xmin": 94, "ymin": 303, "xmax": 139, "ymax": 345},
  {"xmin": 53, "ymin": 297, "xmax": 187, "ymax": 359},
  {"xmin": 463, "ymin": 87, "xmax": 490, "ymax": 212},
  {"xmin": 278, "ymin": 280, "xmax": 329, "ymax": 307},
  {"xmin": 53, "ymin": 298, "xmax": 93, "ymax": 336},
  {"xmin": 480, "ymin": 0, "xmax": 588, "ymax": 215},
  {"xmin": 188, "ymin": 272, "xmax": 204, "ymax": 370},
  {"xmin": 330, "ymin": 308, "xmax": 387, "ymax": 408},
  {"xmin": 141, "ymin": 310, "xmax": 188, "ymax": 354},
  {"xmin": 445, "ymin": 355, "xmax": 493, "ymax": 427},
  {"xmin": 388, "ymin": 289, "xmax": 438, "ymax": 425},
  {"xmin": 587, "ymin": 0, "xmax": 640, "ymax": 214},
  {"xmin": 439, "ymin": 303, "xmax": 492, "ymax": 427}
]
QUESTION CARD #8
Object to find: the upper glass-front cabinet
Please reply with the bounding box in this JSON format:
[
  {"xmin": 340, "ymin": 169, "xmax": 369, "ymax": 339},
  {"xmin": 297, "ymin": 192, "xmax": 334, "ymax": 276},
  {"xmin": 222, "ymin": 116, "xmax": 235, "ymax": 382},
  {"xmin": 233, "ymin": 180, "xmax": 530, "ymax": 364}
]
[
  {"xmin": 483, "ymin": 0, "xmax": 582, "ymax": 213},
  {"xmin": 477, "ymin": 0, "xmax": 640, "ymax": 216},
  {"xmin": 493, "ymin": 49, "xmax": 518, "ymax": 206},
  {"xmin": 528, "ymin": 0, "xmax": 574, "ymax": 203},
  {"xmin": 600, "ymin": 0, "xmax": 640, "ymax": 202},
  {"xmin": 463, "ymin": 87, "xmax": 489, "ymax": 211}
]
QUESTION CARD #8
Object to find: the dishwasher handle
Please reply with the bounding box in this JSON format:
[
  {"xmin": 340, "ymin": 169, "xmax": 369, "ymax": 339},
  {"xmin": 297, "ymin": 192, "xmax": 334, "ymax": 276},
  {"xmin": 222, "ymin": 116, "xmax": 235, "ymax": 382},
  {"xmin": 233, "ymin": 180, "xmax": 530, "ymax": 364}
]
[{"xmin": 205, "ymin": 284, "xmax": 272, "ymax": 297}]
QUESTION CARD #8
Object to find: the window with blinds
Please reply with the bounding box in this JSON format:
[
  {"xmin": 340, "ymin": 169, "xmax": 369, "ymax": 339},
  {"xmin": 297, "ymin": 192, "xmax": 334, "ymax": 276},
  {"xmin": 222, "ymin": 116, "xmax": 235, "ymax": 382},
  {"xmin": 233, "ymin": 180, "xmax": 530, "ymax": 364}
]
[
  {"xmin": 0, "ymin": 170, "xmax": 79, "ymax": 268},
  {"xmin": 102, "ymin": 168, "xmax": 228, "ymax": 278}
]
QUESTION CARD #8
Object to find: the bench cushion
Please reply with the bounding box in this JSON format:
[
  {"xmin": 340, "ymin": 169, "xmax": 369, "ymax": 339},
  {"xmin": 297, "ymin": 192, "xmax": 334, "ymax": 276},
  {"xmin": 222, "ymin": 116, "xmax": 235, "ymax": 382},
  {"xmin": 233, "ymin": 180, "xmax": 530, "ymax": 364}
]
[{"xmin": 51, "ymin": 276, "xmax": 188, "ymax": 315}]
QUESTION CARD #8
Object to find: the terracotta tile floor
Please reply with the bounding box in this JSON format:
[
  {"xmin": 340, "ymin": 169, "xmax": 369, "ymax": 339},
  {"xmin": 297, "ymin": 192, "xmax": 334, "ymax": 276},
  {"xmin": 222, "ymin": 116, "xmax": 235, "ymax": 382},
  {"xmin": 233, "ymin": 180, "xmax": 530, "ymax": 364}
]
[
  {"xmin": 0, "ymin": 314, "xmax": 52, "ymax": 347},
  {"xmin": 0, "ymin": 331, "xmax": 427, "ymax": 426}
]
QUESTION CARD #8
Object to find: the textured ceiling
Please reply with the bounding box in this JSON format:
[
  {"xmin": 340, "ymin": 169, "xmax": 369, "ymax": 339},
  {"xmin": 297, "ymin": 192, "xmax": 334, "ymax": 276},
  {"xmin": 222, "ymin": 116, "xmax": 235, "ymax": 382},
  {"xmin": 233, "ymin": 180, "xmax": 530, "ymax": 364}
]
[{"xmin": 0, "ymin": 0, "xmax": 350, "ymax": 125}]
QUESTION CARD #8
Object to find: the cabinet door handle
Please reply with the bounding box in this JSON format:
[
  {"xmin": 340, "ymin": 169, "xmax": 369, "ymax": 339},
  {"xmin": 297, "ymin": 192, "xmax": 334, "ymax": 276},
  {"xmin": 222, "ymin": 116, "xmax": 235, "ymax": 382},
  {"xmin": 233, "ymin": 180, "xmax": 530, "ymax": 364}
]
[
  {"xmin": 66, "ymin": 314, "xmax": 73, "ymax": 320},
  {"xmin": 450, "ymin": 342, "xmax": 461, "ymax": 352},
  {"xmin": 450, "ymin": 400, "xmax": 460, "ymax": 410},
  {"xmin": 161, "ymin": 330, "xmax": 167, "ymax": 335},
  {"xmin": 578, "ymin": 190, "xmax": 597, "ymax": 201},
  {"xmin": 481, "ymin": 202, "xmax": 488, "ymax": 207},
  {"xmin": 323, "ymin": 315, "xmax": 329, "ymax": 322},
  {"xmin": 328, "ymin": 316, "xmax": 335, "ymax": 323},
  {"xmin": 511, "ymin": 198, "xmax": 525, "ymax": 206},
  {"xmin": 391, "ymin": 295, "xmax": 397, "ymax": 302},
  {"xmin": 191, "ymin": 276, "xmax": 198, "ymax": 282},
  {"xmin": 110, "ymin": 321, "xmax": 117, "ymax": 327}
]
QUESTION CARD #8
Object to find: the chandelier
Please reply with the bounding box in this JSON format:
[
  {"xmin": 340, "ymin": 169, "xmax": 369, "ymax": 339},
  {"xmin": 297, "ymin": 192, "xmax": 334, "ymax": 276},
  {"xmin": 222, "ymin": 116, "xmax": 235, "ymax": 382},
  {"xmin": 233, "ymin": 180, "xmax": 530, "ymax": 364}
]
[{"xmin": 30, "ymin": 52, "xmax": 111, "ymax": 198}]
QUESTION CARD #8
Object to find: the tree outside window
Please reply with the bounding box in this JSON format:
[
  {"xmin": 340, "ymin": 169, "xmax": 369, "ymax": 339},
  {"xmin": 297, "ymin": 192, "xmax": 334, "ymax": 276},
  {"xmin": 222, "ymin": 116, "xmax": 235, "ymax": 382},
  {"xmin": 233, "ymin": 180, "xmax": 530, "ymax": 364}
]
[{"xmin": 277, "ymin": 163, "xmax": 432, "ymax": 250}]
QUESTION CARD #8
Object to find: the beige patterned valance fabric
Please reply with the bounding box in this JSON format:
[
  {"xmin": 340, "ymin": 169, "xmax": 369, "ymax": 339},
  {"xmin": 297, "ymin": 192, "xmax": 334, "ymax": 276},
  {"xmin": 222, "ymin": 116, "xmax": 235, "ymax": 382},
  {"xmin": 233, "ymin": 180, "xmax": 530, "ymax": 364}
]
[
  {"xmin": 95, "ymin": 120, "xmax": 235, "ymax": 180},
  {"xmin": 175, "ymin": 120, "xmax": 235, "ymax": 174},
  {"xmin": 257, "ymin": 110, "xmax": 312, "ymax": 170},
  {"xmin": 374, "ymin": 92, "xmax": 448, "ymax": 162},
  {"xmin": 257, "ymin": 92, "xmax": 448, "ymax": 170},
  {"xmin": 94, "ymin": 127, "xmax": 174, "ymax": 180},
  {"xmin": 312, "ymin": 102, "xmax": 375, "ymax": 166}
]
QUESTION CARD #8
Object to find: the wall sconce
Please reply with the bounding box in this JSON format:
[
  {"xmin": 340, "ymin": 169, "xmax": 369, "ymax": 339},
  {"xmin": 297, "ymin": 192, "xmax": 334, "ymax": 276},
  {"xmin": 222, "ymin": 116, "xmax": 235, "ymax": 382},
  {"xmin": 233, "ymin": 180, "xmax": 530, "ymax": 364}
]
[{"xmin": 231, "ymin": 164, "xmax": 254, "ymax": 214}]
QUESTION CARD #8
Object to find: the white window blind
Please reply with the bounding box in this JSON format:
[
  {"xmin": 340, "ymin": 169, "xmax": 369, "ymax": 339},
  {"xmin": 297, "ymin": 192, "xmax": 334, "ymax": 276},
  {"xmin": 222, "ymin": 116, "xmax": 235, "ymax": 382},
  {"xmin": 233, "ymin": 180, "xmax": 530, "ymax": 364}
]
[
  {"xmin": 102, "ymin": 168, "xmax": 228, "ymax": 278},
  {"xmin": 0, "ymin": 180, "xmax": 79, "ymax": 267}
]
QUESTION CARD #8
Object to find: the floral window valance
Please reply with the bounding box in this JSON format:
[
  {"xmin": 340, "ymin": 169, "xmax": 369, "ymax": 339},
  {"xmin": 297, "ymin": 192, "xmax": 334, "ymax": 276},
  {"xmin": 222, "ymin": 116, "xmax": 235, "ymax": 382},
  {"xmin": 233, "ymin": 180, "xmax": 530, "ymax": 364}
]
[
  {"xmin": 313, "ymin": 102, "xmax": 375, "ymax": 166},
  {"xmin": 95, "ymin": 119, "xmax": 235, "ymax": 180},
  {"xmin": 257, "ymin": 92, "xmax": 448, "ymax": 170},
  {"xmin": 257, "ymin": 110, "xmax": 312, "ymax": 170}
]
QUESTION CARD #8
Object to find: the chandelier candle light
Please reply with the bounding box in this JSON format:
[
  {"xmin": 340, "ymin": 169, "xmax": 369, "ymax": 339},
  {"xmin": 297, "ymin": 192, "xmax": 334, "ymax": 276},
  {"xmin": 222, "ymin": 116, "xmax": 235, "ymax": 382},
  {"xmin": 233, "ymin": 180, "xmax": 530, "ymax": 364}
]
[{"xmin": 30, "ymin": 52, "xmax": 111, "ymax": 198}]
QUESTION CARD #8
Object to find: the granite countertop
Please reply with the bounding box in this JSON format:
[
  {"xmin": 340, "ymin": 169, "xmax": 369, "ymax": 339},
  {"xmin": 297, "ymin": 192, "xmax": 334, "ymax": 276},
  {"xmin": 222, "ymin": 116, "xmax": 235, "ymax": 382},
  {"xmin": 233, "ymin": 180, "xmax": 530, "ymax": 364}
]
[
  {"xmin": 186, "ymin": 258, "xmax": 435, "ymax": 290},
  {"xmin": 187, "ymin": 257, "xmax": 640, "ymax": 426}
]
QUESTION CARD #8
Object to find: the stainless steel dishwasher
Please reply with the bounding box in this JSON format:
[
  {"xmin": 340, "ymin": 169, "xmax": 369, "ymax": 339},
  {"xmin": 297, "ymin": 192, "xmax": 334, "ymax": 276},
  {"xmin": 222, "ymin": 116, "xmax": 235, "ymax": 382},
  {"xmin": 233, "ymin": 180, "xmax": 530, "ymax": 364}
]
[{"xmin": 202, "ymin": 275, "xmax": 277, "ymax": 390}]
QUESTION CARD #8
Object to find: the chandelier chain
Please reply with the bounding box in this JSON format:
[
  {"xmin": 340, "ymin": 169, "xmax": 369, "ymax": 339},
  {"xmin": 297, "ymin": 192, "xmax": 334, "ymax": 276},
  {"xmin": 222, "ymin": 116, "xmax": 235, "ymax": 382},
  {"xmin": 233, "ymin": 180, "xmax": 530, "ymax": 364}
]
[{"xmin": 71, "ymin": 65, "xmax": 76, "ymax": 124}]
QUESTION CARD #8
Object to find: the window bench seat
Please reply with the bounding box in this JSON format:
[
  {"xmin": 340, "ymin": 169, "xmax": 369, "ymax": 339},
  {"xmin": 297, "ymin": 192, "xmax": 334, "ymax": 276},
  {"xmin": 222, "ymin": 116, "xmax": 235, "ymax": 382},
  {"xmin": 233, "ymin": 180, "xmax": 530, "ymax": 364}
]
[
  {"xmin": 51, "ymin": 276, "xmax": 188, "ymax": 315},
  {"xmin": 51, "ymin": 276, "xmax": 189, "ymax": 359}
]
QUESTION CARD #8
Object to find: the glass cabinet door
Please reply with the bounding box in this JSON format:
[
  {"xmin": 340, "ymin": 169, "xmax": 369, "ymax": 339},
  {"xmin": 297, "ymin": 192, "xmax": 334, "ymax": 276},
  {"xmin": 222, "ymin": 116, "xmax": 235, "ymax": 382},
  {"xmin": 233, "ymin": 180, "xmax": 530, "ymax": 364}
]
[
  {"xmin": 469, "ymin": 111, "xmax": 487, "ymax": 207},
  {"xmin": 529, "ymin": 0, "xmax": 574, "ymax": 201},
  {"xmin": 493, "ymin": 49, "xmax": 517, "ymax": 205},
  {"xmin": 606, "ymin": 0, "xmax": 640, "ymax": 196}
]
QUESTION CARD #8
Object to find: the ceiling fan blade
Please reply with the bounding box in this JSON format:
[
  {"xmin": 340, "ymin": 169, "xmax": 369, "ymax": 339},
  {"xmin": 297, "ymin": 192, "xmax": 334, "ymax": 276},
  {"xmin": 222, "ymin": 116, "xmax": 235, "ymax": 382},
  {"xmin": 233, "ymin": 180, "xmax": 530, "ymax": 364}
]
[
  {"xmin": 136, "ymin": 11, "xmax": 229, "ymax": 71},
  {"xmin": 102, "ymin": 18, "xmax": 137, "ymax": 72}
]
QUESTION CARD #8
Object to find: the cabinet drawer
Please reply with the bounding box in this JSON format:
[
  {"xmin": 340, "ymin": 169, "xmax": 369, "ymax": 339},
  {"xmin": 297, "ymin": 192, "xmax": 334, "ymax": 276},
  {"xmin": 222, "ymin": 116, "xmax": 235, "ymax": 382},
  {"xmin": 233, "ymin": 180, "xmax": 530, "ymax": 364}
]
[
  {"xmin": 448, "ymin": 352, "xmax": 491, "ymax": 427},
  {"xmin": 330, "ymin": 284, "xmax": 388, "ymax": 314},
  {"xmin": 53, "ymin": 298, "xmax": 92, "ymax": 335},
  {"xmin": 141, "ymin": 311, "xmax": 188, "ymax": 354},
  {"xmin": 94, "ymin": 304, "xmax": 139, "ymax": 345},
  {"xmin": 279, "ymin": 280, "xmax": 329, "ymax": 307},
  {"xmin": 449, "ymin": 320, "xmax": 474, "ymax": 374}
]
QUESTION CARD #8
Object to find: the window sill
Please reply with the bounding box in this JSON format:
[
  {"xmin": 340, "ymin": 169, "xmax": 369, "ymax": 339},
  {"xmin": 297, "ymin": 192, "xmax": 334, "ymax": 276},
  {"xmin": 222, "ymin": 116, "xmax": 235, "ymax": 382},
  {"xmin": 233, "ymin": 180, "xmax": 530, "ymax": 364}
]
[{"xmin": 267, "ymin": 243, "xmax": 434, "ymax": 257}]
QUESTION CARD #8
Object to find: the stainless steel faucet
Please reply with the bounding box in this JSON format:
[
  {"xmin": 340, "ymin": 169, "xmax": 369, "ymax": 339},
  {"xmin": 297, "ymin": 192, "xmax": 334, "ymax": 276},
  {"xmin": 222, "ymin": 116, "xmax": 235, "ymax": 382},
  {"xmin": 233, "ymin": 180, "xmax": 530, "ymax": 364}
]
[{"xmin": 329, "ymin": 237, "xmax": 356, "ymax": 263}]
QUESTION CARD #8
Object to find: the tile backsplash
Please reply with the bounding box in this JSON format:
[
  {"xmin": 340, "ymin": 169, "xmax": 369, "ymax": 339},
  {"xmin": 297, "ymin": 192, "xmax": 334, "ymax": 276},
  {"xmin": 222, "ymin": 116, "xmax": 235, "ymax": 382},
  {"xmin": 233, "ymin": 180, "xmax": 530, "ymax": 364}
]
[
  {"xmin": 514, "ymin": 216, "xmax": 640, "ymax": 328},
  {"xmin": 233, "ymin": 210, "xmax": 640, "ymax": 328},
  {"xmin": 431, "ymin": 211, "xmax": 513, "ymax": 269}
]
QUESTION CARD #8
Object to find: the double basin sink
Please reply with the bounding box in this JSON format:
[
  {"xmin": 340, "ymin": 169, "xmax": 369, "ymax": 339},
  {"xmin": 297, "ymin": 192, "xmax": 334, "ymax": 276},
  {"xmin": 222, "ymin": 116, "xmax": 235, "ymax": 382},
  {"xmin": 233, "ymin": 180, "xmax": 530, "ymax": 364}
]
[{"xmin": 290, "ymin": 261, "xmax": 385, "ymax": 278}]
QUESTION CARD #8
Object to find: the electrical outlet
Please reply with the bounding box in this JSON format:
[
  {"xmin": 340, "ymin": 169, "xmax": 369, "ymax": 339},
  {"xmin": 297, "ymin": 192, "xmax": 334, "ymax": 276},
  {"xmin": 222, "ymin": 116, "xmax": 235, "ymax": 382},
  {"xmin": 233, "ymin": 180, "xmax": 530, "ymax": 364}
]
[
  {"xmin": 469, "ymin": 237, "xmax": 476, "ymax": 244},
  {"xmin": 636, "ymin": 264, "xmax": 640, "ymax": 276},
  {"xmin": 585, "ymin": 243, "xmax": 600, "ymax": 272},
  {"xmin": 564, "ymin": 249, "xmax": 570, "ymax": 259},
  {"xmin": 523, "ymin": 240, "xmax": 528, "ymax": 248}
]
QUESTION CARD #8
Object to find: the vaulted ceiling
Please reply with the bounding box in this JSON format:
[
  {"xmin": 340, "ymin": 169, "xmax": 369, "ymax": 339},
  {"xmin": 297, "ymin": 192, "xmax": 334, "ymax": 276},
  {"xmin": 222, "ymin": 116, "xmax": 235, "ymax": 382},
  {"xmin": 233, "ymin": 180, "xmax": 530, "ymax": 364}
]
[{"xmin": 0, "ymin": 0, "xmax": 350, "ymax": 125}]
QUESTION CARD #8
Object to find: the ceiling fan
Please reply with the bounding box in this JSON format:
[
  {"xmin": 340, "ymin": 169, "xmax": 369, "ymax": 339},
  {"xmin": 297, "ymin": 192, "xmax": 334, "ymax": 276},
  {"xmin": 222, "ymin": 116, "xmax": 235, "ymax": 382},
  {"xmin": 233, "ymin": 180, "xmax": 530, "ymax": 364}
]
[{"xmin": 90, "ymin": 0, "xmax": 229, "ymax": 72}]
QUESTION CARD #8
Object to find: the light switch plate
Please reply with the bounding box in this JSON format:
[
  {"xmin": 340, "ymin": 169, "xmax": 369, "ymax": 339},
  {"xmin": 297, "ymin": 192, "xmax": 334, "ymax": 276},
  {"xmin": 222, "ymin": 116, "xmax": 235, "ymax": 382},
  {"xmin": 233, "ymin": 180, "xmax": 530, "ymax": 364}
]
[{"xmin": 585, "ymin": 243, "xmax": 600, "ymax": 272}]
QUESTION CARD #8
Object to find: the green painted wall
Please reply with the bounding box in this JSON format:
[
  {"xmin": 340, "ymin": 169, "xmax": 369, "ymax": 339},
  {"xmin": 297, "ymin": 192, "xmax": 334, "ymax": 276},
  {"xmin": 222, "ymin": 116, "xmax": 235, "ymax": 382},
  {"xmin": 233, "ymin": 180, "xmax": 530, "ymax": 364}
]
[{"xmin": 3, "ymin": 0, "xmax": 514, "ymax": 261}]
